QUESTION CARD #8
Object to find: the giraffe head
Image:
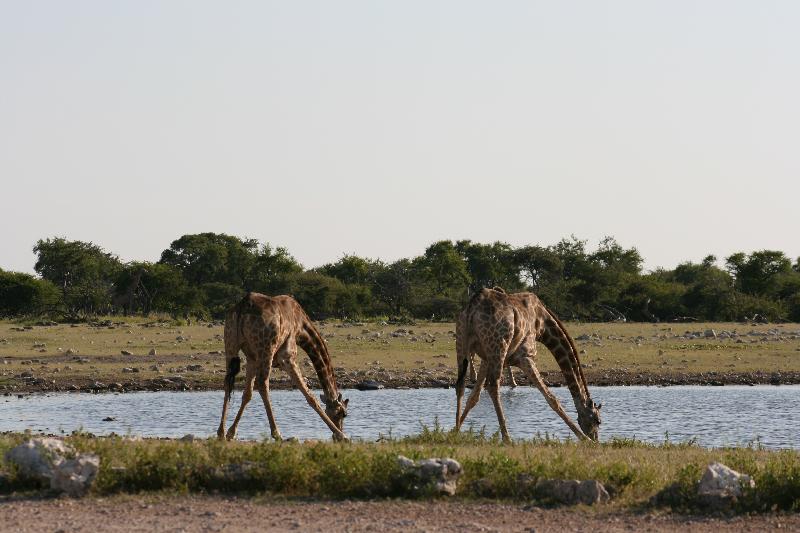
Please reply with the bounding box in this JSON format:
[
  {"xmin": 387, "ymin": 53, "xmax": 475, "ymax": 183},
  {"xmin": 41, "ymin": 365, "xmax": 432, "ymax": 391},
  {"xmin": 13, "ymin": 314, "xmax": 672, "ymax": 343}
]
[
  {"xmin": 320, "ymin": 392, "xmax": 349, "ymax": 439},
  {"xmin": 577, "ymin": 400, "xmax": 602, "ymax": 441}
]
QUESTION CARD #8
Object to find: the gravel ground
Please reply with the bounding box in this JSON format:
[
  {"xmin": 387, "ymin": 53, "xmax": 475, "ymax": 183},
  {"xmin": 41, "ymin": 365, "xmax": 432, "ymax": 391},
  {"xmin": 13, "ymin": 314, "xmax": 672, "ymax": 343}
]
[{"xmin": 1, "ymin": 495, "xmax": 798, "ymax": 532}]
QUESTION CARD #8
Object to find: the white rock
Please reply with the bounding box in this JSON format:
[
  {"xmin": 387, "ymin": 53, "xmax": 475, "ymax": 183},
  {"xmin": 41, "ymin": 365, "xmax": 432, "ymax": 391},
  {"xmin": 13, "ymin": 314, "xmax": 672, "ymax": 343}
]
[
  {"xmin": 49, "ymin": 455, "xmax": 100, "ymax": 497},
  {"xmin": 5, "ymin": 438, "xmax": 71, "ymax": 480},
  {"xmin": 5, "ymin": 438, "xmax": 100, "ymax": 497},
  {"xmin": 397, "ymin": 455, "xmax": 462, "ymax": 496},
  {"xmin": 535, "ymin": 479, "xmax": 610, "ymax": 505},
  {"xmin": 698, "ymin": 462, "xmax": 755, "ymax": 499}
]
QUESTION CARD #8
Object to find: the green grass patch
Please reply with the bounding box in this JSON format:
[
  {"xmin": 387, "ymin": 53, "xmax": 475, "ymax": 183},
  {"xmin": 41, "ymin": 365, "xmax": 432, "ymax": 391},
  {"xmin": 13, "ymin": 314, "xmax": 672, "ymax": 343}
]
[{"xmin": 2, "ymin": 429, "xmax": 797, "ymax": 513}]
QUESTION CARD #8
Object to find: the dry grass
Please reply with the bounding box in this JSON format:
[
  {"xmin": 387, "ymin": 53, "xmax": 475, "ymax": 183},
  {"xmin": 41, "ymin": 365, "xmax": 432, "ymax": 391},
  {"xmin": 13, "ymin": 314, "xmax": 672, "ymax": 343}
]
[{"xmin": 1, "ymin": 318, "xmax": 799, "ymax": 391}]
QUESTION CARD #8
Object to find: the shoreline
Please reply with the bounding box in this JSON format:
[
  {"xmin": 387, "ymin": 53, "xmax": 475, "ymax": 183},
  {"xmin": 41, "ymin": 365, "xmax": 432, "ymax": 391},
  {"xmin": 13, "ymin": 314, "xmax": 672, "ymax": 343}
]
[{"xmin": 5, "ymin": 369, "xmax": 800, "ymax": 394}]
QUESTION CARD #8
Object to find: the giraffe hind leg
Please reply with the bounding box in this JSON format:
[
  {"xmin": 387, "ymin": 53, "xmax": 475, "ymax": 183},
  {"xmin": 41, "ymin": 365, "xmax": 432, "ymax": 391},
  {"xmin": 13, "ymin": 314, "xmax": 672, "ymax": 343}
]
[
  {"xmin": 226, "ymin": 361, "xmax": 255, "ymax": 440},
  {"xmin": 455, "ymin": 355, "xmax": 470, "ymax": 429},
  {"xmin": 217, "ymin": 356, "xmax": 241, "ymax": 440},
  {"xmin": 505, "ymin": 365, "xmax": 517, "ymax": 388},
  {"xmin": 457, "ymin": 361, "xmax": 487, "ymax": 430}
]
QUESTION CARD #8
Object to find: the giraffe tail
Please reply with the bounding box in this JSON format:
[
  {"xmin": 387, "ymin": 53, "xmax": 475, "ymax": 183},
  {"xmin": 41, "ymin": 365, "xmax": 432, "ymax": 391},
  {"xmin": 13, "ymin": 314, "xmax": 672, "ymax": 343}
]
[
  {"xmin": 223, "ymin": 294, "xmax": 249, "ymax": 388},
  {"xmin": 455, "ymin": 311, "xmax": 471, "ymax": 391}
]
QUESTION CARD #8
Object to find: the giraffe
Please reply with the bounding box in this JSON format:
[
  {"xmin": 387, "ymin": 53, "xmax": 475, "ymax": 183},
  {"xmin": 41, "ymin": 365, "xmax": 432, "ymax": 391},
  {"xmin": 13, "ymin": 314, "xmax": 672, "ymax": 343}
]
[
  {"xmin": 455, "ymin": 287, "xmax": 601, "ymax": 442},
  {"xmin": 468, "ymin": 354, "xmax": 517, "ymax": 387},
  {"xmin": 217, "ymin": 292, "xmax": 349, "ymax": 442}
]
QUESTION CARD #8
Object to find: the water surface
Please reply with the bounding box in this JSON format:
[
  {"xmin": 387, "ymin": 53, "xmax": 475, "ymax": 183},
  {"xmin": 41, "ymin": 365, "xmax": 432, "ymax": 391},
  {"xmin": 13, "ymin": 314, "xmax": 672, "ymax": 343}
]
[{"xmin": 2, "ymin": 386, "xmax": 798, "ymax": 449}]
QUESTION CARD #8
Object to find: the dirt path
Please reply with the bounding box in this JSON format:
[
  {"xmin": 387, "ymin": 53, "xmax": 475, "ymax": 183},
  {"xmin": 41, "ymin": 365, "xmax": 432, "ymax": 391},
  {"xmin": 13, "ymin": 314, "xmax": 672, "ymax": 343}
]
[{"xmin": 1, "ymin": 495, "xmax": 797, "ymax": 532}]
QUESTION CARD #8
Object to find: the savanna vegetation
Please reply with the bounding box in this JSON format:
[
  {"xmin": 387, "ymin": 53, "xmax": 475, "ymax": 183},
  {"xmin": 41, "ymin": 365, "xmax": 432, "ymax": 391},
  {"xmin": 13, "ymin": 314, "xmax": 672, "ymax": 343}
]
[
  {"xmin": 2, "ymin": 233, "xmax": 800, "ymax": 323},
  {"xmin": 2, "ymin": 318, "xmax": 799, "ymax": 393},
  {"xmin": 1, "ymin": 429, "xmax": 798, "ymax": 512}
]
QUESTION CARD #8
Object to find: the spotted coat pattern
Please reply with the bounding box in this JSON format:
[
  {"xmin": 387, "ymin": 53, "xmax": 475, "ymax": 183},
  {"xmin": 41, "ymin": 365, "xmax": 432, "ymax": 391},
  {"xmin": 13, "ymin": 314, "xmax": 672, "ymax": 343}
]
[
  {"xmin": 455, "ymin": 287, "xmax": 601, "ymax": 442},
  {"xmin": 217, "ymin": 292, "xmax": 349, "ymax": 441}
]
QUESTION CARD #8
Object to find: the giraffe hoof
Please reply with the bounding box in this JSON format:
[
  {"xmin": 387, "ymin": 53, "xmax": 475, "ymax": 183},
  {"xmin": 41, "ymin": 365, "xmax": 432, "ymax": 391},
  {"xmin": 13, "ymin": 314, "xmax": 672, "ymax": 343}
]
[
  {"xmin": 272, "ymin": 433, "xmax": 283, "ymax": 442},
  {"xmin": 225, "ymin": 430, "xmax": 237, "ymax": 441}
]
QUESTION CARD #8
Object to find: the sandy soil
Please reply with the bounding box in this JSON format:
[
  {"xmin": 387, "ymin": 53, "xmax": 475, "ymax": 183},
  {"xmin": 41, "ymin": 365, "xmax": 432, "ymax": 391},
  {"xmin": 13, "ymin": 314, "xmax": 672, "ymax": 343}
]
[{"xmin": 0, "ymin": 495, "xmax": 798, "ymax": 532}]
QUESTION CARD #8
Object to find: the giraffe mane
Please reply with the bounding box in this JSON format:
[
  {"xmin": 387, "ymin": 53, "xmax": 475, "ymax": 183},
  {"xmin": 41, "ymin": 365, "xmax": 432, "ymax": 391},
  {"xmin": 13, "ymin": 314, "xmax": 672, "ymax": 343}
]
[{"xmin": 546, "ymin": 308, "xmax": 592, "ymax": 403}]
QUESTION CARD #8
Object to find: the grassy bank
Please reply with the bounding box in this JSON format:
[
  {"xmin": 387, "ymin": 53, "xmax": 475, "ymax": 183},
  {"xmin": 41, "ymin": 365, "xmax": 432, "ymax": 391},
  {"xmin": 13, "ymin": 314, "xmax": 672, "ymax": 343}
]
[
  {"xmin": 1, "ymin": 318, "xmax": 800, "ymax": 392},
  {"xmin": 1, "ymin": 429, "xmax": 798, "ymax": 512}
]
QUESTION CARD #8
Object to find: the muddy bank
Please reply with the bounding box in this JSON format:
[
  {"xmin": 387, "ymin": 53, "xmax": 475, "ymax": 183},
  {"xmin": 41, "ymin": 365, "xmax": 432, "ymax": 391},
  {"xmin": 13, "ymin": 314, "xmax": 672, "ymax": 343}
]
[{"xmin": 4, "ymin": 369, "xmax": 800, "ymax": 395}]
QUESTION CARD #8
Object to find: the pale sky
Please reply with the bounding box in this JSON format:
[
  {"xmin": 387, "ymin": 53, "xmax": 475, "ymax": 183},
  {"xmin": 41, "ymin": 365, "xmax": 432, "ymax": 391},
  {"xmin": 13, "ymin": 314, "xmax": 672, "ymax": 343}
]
[{"xmin": 1, "ymin": 1, "xmax": 798, "ymax": 274}]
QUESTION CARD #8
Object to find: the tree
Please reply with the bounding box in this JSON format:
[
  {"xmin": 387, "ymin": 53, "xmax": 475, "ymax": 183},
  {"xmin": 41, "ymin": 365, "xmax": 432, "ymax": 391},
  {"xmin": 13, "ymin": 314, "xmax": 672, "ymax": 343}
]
[
  {"xmin": 317, "ymin": 255, "xmax": 381, "ymax": 286},
  {"xmin": 201, "ymin": 282, "xmax": 245, "ymax": 318},
  {"xmin": 726, "ymin": 250, "xmax": 793, "ymax": 297},
  {"xmin": 672, "ymin": 260, "xmax": 738, "ymax": 320},
  {"xmin": 512, "ymin": 245, "xmax": 563, "ymax": 290},
  {"xmin": 591, "ymin": 236, "xmax": 642, "ymax": 275},
  {"xmin": 551, "ymin": 236, "xmax": 590, "ymax": 281},
  {"xmin": 616, "ymin": 272, "xmax": 686, "ymax": 321},
  {"xmin": 33, "ymin": 238, "xmax": 121, "ymax": 313},
  {"xmin": 245, "ymin": 244, "xmax": 303, "ymax": 295},
  {"xmin": 0, "ymin": 270, "xmax": 61, "ymax": 316},
  {"xmin": 159, "ymin": 233, "xmax": 259, "ymax": 287},
  {"xmin": 115, "ymin": 262, "xmax": 203, "ymax": 316},
  {"xmin": 455, "ymin": 240, "xmax": 524, "ymax": 292},
  {"xmin": 416, "ymin": 241, "xmax": 470, "ymax": 294},
  {"xmin": 372, "ymin": 259, "xmax": 414, "ymax": 315},
  {"xmin": 288, "ymin": 271, "xmax": 358, "ymax": 318}
]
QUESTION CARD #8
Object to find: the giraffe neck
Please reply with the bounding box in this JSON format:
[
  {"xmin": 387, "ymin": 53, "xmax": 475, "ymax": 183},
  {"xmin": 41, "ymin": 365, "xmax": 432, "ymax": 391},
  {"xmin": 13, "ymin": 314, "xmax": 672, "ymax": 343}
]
[
  {"xmin": 297, "ymin": 316, "xmax": 338, "ymax": 401},
  {"xmin": 541, "ymin": 309, "xmax": 591, "ymax": 411}
]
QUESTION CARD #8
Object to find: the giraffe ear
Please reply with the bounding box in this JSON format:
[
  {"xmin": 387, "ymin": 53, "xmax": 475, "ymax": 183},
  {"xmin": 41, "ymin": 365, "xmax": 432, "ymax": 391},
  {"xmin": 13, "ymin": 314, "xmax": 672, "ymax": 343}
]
[
  {"xmin": 343, "ymin": 398, "xmax": 349, "ymax": 407},
  {"xmin": 596, "ymin": 402, "xmax": 602, "ymax": 410}
]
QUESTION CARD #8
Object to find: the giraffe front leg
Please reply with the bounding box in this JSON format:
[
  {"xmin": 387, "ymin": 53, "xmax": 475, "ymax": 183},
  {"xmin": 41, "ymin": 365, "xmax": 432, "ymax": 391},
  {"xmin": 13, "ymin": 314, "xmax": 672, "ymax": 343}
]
[
  {"xmin": 518, "ymin": 357, "xmax": 588, "ymax": 440},
  {"xmin": 226, "ymin": 365, "xmax": 255, "ymax": 441},
  {"xmin": 487, "ymin": 374, "xmax": 511, "ymax": 443},
  {"xmin": 281, "ymin": 358, "xmax": 348, "ymax": 442},
  {"xmin": 256, "ymin": 364, "xmax": 282, "ymax": 441}
]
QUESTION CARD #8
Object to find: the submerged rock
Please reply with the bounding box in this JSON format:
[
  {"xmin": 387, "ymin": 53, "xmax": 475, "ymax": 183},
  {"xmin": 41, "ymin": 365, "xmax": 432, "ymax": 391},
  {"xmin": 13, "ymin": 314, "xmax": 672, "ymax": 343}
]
[{"xmin": 355, "ymin": 380, "xmax": 384, "ymax": 391}]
